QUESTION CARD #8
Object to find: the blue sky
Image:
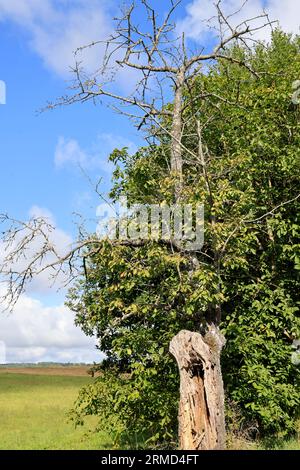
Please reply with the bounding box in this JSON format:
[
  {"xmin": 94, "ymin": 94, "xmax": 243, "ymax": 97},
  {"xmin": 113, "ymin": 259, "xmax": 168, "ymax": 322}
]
[
  {"xmin": 0, "ymin": 7, "xmax": 137, "ymax": 228},
  {"xmin": 0, "ymin": 0, "xmax": 299, "ymax": 364}
]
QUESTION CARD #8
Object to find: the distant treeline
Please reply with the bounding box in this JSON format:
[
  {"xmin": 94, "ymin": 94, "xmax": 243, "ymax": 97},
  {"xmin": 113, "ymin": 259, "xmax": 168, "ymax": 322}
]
[{"xmin": 0, "ymin": 362, "xmax": 93, "ymax": 368}]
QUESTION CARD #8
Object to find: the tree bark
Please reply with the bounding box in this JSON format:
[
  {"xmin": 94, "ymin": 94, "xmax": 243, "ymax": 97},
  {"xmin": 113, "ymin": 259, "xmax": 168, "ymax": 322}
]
[
  {"xmin": 170, "ymin": 70, "xmax": 184, "ymax": 179},
  {"xmin": 170, "ymin": 325, "xmax": 226, "ymax": 450}
]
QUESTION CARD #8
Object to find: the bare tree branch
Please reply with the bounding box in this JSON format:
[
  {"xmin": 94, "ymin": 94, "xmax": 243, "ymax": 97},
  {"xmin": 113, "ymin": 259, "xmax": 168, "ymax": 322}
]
[{"xmin": 2, "ymin": 1, "xmax": 277, "ymax": 309}]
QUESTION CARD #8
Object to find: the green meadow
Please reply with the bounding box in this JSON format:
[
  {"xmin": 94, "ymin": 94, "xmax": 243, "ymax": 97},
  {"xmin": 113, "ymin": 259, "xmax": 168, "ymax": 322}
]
[
  {"xmin": 0, "ymin": 370, "xmax": 299, "ymax": 450},
  {"xmin": 0, "ymin": 372, "xmax": 112, "ymax": 450}
]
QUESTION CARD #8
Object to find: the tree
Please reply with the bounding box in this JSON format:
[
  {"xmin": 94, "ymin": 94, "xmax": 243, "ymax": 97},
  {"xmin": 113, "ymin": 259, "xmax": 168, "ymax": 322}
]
[
  {"xmin": 68, "ymin": 30, "xmax": 300, "ymax": 446},
  {"xmin": 1, "ymin": 0, "xmax": 299, "ymax": 450}
]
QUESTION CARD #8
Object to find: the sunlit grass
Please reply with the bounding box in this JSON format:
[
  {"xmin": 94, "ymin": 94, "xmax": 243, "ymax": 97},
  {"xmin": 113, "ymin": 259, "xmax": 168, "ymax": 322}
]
[
  {"xmin": 1, "ymin": 371, "xmax": 299, "ymax": 450},
  {"xmin": 0, "ymin": 372, "xmax": 112, "ymax": 450}
]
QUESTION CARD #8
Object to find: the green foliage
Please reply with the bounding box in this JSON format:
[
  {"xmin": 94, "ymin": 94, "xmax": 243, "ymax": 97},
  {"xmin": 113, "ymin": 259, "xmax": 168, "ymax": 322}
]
[
  {"xmin": 68, "ymin": 31, "xmax": 300, "ymax": 446},
  {"xmin": 223, "ymin": 285, "xmax": 300, "ymax": 434},
  {"xmin": 71, "ymin": 366, "xmax": 178, "ymax": 448}
]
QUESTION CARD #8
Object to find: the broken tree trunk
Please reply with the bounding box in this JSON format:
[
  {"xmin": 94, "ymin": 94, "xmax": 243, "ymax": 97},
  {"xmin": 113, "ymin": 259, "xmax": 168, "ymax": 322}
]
[{"xmin": 170, "ymin": 325, "xmax": 226, "ymax": 450}]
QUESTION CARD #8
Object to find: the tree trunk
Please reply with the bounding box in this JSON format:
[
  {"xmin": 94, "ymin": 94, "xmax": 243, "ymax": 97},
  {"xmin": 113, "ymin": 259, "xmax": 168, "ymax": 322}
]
[
  {"xmin": 170, "ymin": 325, "xmax": 226, "ymax": 450},
  {"xmin": 170, "ymin": 70, "xmax": 184, "ymax": 179}
]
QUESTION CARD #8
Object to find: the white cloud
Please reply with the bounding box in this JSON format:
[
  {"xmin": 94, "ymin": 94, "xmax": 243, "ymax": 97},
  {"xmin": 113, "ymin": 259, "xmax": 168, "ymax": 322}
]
[
  {"xmin": 178, "ymin": 0, "xmax": 300, "ymax": 43},
  {"xmin": 54, "ymin": 137, "xmax": 89, "ymax": 168},
  {"xmin": 266, "ymin": 0, "xmax": 300, "ymax": 35},
  {"xmin": 0, "ymin": 291, "xmax": 101, "ymax": 363},
  {"xmin": 29, "ymin": 205, "xmax": 54, "ymax": 220},
  {"xmin": 0, "ymin": 0, "xmax": 112, "ymax": 77},
  {"xmin": 0, "ymin": 341, "xmax": 5, "ymax": 363},
  {"xmin": 0, "ymin": 0, "xmax": 52, "ymax": 23},
  {"xmin": 54, "ymin": 133, "xmax": 138, "ymax": 172},
  {"xmin": 0, "ymin": 206, "xmax": 102, "ymax": 364}
]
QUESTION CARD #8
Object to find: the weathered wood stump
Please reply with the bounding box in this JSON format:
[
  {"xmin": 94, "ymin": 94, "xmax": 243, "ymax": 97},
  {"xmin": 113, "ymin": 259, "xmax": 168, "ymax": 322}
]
[{"xmin": 170, "ymin": 325, "xmax": 226, "ymax": 450}]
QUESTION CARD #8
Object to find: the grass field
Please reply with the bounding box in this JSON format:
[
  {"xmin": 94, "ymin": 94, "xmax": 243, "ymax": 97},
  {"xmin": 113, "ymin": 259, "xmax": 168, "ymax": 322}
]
[
  {"xmin": 0, "ymin": 368, "xmax": 299, "ymax": 450},
  {"xmin": 0, "ymin": 370, "xmax": 112, "ymax": 450}
]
